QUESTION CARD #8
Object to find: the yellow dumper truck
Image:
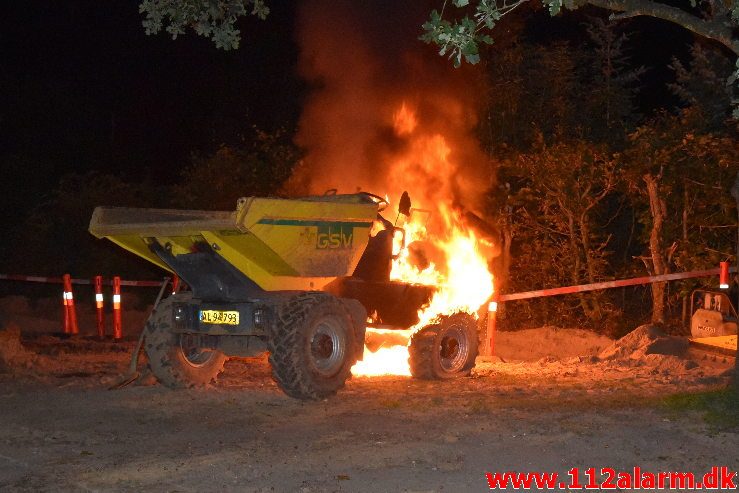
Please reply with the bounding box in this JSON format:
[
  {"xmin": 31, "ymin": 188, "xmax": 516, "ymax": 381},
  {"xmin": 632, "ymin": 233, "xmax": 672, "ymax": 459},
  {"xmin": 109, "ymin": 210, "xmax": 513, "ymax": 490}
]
[{"xmin": 90, "ymin": 192, "xmax": 478, "ymax": 399}]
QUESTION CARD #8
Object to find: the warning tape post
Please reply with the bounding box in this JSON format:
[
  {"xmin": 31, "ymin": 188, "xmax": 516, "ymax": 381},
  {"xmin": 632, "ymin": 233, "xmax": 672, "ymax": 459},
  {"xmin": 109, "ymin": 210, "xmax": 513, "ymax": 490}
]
[{"xmin": 62, "ymin": 273, "xmax": 79, "ymax": 335}]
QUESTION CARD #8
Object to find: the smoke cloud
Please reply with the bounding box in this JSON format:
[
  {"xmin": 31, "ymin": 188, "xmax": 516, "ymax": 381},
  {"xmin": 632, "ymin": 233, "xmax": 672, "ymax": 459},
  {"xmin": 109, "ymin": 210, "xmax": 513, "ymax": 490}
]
[{"xmin": 287, "ymin": 0, "xmax": 492, "ymax": 214}]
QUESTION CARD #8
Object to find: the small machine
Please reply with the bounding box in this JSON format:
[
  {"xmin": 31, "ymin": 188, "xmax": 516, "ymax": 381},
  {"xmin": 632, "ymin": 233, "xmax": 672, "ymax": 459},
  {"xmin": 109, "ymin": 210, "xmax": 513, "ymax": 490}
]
[{"xmin": 690, "ymin": 290, "xmax": 738, "ymax": 338}]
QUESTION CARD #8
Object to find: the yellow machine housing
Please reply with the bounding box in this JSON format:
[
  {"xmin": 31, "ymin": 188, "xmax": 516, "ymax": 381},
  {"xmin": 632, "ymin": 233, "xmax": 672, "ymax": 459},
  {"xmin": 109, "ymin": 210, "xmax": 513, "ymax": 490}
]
[{"xmin": 89, "ymin": 194, "xmax": 378, "ymax": 292}]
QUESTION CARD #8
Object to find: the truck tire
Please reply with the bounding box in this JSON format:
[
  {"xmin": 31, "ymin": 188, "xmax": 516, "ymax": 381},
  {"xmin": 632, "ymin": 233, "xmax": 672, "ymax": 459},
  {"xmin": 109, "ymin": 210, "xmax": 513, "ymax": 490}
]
[
  {"xmin": 144, "ymin": 296, "xmax": 227, "ymax": 389},
  {"xmin": 408, "ymin": 312, "xmax": 478, "ymax": 379},
  {"xmin": 269, "ymin": 293, "xmax": 357, "ymax": 400}
]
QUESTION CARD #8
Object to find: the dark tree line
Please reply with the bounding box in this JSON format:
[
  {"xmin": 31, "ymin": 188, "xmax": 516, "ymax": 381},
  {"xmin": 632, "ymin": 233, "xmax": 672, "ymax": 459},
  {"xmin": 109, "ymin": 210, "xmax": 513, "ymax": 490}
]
[{"xmin": 480, "ymin": 19, "xmax": 738, "ymax": 335}]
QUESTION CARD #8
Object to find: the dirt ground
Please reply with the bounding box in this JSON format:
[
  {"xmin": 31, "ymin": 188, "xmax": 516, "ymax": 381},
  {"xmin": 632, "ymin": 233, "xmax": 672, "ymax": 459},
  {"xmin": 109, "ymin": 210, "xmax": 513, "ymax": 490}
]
[{"xmin": 1, "ymin": 316, "xmax": 738, "ymax": 492}]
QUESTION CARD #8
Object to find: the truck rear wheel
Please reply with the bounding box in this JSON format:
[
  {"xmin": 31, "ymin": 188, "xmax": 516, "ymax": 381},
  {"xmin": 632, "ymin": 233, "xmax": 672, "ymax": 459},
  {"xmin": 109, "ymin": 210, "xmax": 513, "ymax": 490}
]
[
  {"xmin": 269, "ymin": 293, "xmax": 357, "ymax": 400},
  {"xmin": 144, "ymin": 296, "xmax": 227, "ymax": 388},
  {"xmin": 408, "ymin": 312, "xmax": 478, "ymax": 379}
]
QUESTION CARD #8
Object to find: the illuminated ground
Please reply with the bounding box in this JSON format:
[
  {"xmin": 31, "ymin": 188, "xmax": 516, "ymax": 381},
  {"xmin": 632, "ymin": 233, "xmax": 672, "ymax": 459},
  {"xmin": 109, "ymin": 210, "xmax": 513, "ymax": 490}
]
[{"xmin": 0, "ymin": 336, "xmax": 736, "ymax": 492}]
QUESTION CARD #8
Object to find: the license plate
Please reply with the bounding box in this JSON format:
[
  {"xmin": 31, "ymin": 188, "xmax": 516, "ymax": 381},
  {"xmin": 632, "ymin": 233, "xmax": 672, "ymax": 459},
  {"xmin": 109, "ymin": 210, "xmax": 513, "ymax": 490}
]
[{"xmin": 199, "ymin": 310, "xmax": 239, "ymax": 325}]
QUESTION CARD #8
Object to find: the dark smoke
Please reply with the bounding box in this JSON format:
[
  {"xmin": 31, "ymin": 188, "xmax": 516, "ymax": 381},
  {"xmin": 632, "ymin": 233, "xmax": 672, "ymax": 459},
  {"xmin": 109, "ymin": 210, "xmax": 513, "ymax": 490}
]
[{"xmin": 286, "ymin": 0, "xmax": 492, "ymax": 214}]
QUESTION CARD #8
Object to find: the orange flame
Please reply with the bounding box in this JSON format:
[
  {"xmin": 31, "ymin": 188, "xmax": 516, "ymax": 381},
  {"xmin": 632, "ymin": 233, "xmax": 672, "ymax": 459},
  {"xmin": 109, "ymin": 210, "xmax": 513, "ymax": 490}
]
[
  {"xmin": 393, "ymin": 103, "xmax": 417, "ymax": 135},
  {"xmin": 351, "ymin": 343, "xmax": 412, "ymax": 376},
  {"xmin": 411, "ymin": 205, "xmax": 494, "ymax": 328},
  {"xmin": 351, "ymin": 103, "xmax": 494, "ymax": 377}
]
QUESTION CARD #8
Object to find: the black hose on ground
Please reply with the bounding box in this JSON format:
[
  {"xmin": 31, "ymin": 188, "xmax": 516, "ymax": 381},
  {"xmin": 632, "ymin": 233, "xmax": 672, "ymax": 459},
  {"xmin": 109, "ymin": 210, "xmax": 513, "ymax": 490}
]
[{"xmin": 109, "ymin": 277, "xmax": 171, "ymax": 390}]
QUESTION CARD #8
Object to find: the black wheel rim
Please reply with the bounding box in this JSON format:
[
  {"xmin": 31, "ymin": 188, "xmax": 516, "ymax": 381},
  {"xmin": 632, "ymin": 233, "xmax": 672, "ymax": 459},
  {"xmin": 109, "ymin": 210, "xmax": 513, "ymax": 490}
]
[
  {"xmin": 438, "ymin": 324, "xmax": 470, "ymax": 373},
  {"xmin": 308, "ymin": 316, "xmax": 347, "ymax": 377},
  {"xmin": 179, "ymin": 334, "xmax": 216, "ymax": 368}
]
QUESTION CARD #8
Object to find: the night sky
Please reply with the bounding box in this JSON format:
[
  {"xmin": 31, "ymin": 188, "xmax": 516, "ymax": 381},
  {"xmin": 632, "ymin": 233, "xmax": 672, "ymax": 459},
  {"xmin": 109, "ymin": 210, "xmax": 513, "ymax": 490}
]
[
  {"xmin": 2, "ymin": 1, "xmax": 303, "ymax": 186},
  {"xmin": 2, "ymin": 1, "xmax": 691, "ymax": 202}
]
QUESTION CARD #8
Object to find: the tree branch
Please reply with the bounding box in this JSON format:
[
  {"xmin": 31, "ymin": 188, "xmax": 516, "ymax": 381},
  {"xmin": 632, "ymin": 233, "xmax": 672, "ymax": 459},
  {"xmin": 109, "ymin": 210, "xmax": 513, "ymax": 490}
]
[{"xmin": 587, "ymin": 0, "xmax": 738, "ymax": 56}]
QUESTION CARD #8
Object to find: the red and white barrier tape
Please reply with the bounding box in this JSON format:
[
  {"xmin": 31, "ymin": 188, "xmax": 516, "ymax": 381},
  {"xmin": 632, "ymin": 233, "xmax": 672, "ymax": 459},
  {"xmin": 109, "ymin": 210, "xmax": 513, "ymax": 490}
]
[
  {"xmin": 2, "ymin": 266, "xmax": 734, "ymax": 298},
  {"xmin": 497, "ymin": 267, "xmax": 737, "ymax": 302},
  {"xmin": 0, "ymin": 274, "xmax": 166, "ymax": 287}
]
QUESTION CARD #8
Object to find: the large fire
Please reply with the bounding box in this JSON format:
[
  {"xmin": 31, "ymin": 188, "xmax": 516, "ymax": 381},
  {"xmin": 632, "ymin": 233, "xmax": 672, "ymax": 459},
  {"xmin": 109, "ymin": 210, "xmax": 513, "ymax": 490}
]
[{"xmin": 350, "ymin": 104, "xmax": 495, "ymax": 377}]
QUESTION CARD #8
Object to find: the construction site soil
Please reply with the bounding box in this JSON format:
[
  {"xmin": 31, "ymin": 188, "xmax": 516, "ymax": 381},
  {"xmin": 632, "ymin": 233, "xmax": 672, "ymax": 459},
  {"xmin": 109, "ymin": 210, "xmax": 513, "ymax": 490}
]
[{"xmin": 0, "ymin": 298, "xmax": 737, "ymax": 492}]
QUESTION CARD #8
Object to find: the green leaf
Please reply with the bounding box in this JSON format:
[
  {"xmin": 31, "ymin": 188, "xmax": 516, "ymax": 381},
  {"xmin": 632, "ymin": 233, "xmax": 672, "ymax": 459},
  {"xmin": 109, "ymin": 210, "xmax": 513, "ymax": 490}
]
[
  {"xmin": 730, "ymin": 59, "xmax": 739, "ymax": 82},
  {"xmin": 138, "ymin": 0, "xmax": 268, "ymax": 50},
  {"xmin": 547, "ymin": 0, "xmax": 563, "ymax": 15},
  {"xmin": 479, "ymin": 34, "xmax": 494, "ymax": 45},
  {"xmin": 465, "ymin": 52, "xmax": 481, "ymax": 64}
]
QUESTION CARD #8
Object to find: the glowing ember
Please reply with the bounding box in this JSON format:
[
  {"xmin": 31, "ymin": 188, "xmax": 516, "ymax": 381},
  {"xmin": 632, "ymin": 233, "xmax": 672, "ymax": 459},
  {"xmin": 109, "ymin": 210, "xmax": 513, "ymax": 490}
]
[{"xmin": 350, "ymin": 103, "xmax": 495, "ymax": 378}]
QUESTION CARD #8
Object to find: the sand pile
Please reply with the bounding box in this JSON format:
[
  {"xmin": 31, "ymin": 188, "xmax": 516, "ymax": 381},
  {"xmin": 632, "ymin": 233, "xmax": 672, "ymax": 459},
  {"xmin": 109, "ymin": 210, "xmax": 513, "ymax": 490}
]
[
  {"xmin": 592, "ymin": 325, "xmax": 701, "ymax": 378},
  {"xmin": 0, "ymin": 325, "xmax": 36, "ymax": 372},
  {"xmin": 475, "ymin": 324, "xmax": 721, "ymax": 388},
  {"xmin": 494, "ymin": 326, "xmax": 612, "ymax": 361},
  {"xmin": 598, "ymin": 324, "xmax": 688, "ymax": 361},
  {"xmin": 476, "ymin": 324, "xmax": 712, "ymax": 381},
  {"xmin": 639, "ymin": 354, "xmax": 698, "ymax": 373}
]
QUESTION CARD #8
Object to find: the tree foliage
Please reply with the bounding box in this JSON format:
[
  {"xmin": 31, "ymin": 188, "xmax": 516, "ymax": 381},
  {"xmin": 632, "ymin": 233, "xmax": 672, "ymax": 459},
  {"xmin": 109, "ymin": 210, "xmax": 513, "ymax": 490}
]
[
  {"xmin": 476, "ymin": 18, "xmax": 643, "ymax": 150},
  {"xmin": 584, "ymin": 18, "xmax": 646, "ymax": 137},
  {"xmin": 172, "ymin": 127, "xmax": 300, "ymax": 210},
  {"xmin": 422, "ymin": 0, "xmax": 739, "ymax": 116},
  {"xmin": 137, "ymin": 0, "xmax": 739, "ymax": 116},
  {"xmin": 669, "ymin": 43, "xmax": 736, "ymax": 128},
  {"xmin": 139, "ymin": 0, "xmax": 269, "ymax": 50},
  {"xmin": 489, "ymin": 140, "xmax": 620, "ymax": 328},
  {"xmin": 7, "ymin": 129, "xmax": 299, "ymax": 279},
  {"xmin": 621, "ymin": 112, "xmax": 739, "ymax": 323},
  {"xmin": 465, "ymin": 18, "xmax": 738, "ymax": 329},
  {"xmin": 486, "ymin": 111, "xmax": 738, "ymax": 332},
  {"xmin": 14, "ymin": 173, "xmax": 167, "ymax": 278}
]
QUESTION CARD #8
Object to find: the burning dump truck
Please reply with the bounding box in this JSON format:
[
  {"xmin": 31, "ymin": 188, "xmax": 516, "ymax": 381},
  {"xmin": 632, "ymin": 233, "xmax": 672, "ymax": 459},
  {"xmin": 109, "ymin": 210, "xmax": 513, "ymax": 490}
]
[{"xmin": 89, "ymin": 191, "xmax": 494, "ymax": 399}]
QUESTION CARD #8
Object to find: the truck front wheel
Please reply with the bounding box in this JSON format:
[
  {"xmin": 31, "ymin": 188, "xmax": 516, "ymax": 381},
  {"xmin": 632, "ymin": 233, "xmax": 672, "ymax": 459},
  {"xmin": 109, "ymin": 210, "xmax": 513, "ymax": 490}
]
[
  {"xmin": 144, "ymin": 296, "xmax": 227, "ymax": 388},
  {"xmin": 269, "ymin": 293, "xmax": 357, "ymax": 400},
  {"xmin": 408, "ymin": 312, "xmax": 478, "ymax": 379}
]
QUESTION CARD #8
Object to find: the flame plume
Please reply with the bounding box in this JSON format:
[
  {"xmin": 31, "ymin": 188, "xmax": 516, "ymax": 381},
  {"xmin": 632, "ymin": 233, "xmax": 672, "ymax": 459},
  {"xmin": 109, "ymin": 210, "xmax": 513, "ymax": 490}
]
[
  {"xmin": 351, "ymin": 105, "xmax": 494, "ymax": 377},
  {"xmin": 291, "ymin": 1, "xmax": 496, "ymax": 377}
]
